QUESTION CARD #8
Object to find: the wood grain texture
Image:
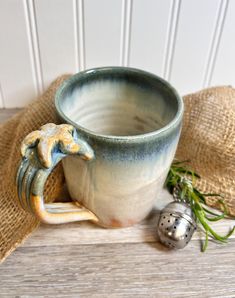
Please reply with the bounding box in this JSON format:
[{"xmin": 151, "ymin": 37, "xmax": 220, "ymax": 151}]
[
  {"xmin": 1, "ymin": 242, "xmax": 235, "ymax": 297},
  {"xmin": 0, "ymin": 108, "xmax": 235, "ymax": 297}
]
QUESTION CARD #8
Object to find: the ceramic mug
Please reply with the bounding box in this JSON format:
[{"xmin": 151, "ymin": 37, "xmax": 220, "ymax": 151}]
[{"xmin": 16, "ymin": 67, "xmax": 183, "ymax": 227}]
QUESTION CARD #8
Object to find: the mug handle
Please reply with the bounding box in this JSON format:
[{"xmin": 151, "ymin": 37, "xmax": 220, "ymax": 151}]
[{"xmin": 16, "ymin": 123, "xmax": 98, "ymax": 224}]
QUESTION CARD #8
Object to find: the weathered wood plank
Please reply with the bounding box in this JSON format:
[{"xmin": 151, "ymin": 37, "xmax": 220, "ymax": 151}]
[
  {"xmin": 22, "ymin": 206, "xmax": 235, "ymax": 249},
  {"xmin": 0, "ymin": 241, "xmax": 235, "ymax": 297}
]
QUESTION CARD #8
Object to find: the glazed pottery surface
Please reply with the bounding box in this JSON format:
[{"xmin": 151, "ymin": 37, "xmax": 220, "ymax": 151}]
[{"xmin": 54, "ymin": 67, "xmax": 183, "ymax": 227}]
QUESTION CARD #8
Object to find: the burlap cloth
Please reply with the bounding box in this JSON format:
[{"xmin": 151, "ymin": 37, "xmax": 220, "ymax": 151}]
[{"xmin": 0, "ymin": 75, "xmax": 234, "ymax": 263}]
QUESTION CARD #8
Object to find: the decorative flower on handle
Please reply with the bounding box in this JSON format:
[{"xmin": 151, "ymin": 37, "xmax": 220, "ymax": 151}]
[{"xmin": 21, "ymin": 123, "xmax": 94, "ymax": 168}]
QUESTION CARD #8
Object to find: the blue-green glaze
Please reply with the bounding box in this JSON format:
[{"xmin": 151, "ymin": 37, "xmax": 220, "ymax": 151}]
[{"xmin": 54, "ymin": 67, "xmax": 183, "ymax": 227}]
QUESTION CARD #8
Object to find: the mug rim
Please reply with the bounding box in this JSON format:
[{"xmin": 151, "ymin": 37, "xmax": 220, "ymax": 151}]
[{"xmin": 55, "ymin": 66, "xmax": 184, "ymax": 142}]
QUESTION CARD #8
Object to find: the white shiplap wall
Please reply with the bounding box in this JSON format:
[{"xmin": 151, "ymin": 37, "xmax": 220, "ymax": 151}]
[{"xmin": 0, "ymin": 0, "xmax": 234, "ymax": 108}]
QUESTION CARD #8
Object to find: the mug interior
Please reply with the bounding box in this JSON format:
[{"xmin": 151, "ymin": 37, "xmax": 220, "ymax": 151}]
[{"xmin": 57, "ymin": 68, "xmax": 181, "ymax": 137}]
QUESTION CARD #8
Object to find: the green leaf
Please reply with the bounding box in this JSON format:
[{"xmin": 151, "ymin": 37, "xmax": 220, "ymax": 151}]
[
  {"xmin": 193, "ymin": 188, "xmax": 206, "ymax": 204},
  {"xmin": 166, "ymin": 159, "xmax": 235, "ymax": 251},
  {"xmin": 171, "ymin": 166, "xmax": 201, "ymax": 178},
  {"xmin": 224, "ymin": 226, "xmax": 235, "ymax": 239},
  {"xmin": 205, "ymin": 214, "xmax": 225, "ymax": 221},
  {"xmin": 172, "ymin": 159, "xmax": 191, "ymax": 165},
  {"xmin": 203, "ymin": 206, "xmax": 223, "ymax": 216},
  {"xmin": 194, "ymin": 207, "xmax": 235, "ymax": 242},
  {"xmin": 202, "ymin": 230, "xmax": 209, "ymax": 252},
  {"xmin": 202, "ymin": 193, "xmax": 224, "ymax": 198}
]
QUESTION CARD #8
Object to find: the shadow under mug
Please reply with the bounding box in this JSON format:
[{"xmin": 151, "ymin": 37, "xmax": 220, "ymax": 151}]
[{"xmin": 16, "ymin": 67, "xmax": 184, "ymax": 227}]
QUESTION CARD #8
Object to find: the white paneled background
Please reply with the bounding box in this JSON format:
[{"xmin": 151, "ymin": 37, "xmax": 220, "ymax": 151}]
[{"xmin": 0, "ymin": 0, "xmax": 234, "ymax": 108}]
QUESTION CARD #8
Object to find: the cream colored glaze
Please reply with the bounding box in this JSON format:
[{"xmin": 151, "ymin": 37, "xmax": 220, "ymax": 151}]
[
  {"xmin": 61, "ymin": 81, "xmax": 176, "ymax": 136},
  {"xmin": 62, "ymin": 140, "xmax": 178, "ymax": 227},
  {"xmin": 60, "ymin": 79, "xmax": 180, "ymax": 226}
]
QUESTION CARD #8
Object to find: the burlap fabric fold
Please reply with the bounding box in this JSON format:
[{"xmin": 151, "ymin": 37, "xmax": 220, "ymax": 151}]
[{"xmin": 0, "ymin": 75, "xmax": 234, "ymax": 263}]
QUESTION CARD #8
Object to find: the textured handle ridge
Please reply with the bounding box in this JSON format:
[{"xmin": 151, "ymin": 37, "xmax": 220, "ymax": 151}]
[{"xmin": 16, "ymin": 123, "xmax": 98, "ymax": 224}]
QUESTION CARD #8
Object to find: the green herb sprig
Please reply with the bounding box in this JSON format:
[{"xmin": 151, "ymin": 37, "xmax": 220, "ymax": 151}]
[{"xmin": 166, "ymin": 160, "xmax": 235, "ymax": 252}]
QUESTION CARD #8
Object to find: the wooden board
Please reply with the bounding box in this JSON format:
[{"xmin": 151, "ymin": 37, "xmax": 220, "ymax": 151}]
[
  {"xmin": 1, "ymin": 241, "xmax": 235, "ymax": 297},
  {"xmin": 0, "ymin": 108, "xmax": 235, "ymax": 297}
]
